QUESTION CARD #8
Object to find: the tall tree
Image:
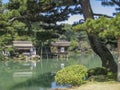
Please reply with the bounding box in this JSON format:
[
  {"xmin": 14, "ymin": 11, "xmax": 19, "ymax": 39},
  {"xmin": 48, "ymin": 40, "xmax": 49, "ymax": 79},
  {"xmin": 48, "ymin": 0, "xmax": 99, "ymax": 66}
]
[
  {"xmin": 78, "ymin": 0, "xmax": 117, "ymax": 72},
  {"xmin": 99, "ymin": 14, "xmax": 120, "ymax": 81},
  {"xmin": 73, "ymin": 14, "xmax": 120, "ymax": 80}
]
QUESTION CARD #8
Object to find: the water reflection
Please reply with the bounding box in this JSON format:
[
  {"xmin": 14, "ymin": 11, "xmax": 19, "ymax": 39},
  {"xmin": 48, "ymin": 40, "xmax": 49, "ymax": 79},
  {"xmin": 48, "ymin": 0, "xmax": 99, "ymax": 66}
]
[
  {"xmin": 11, "ymin": 72, "xmax": 55, "ymax": 90},
  {"xmin": 51, "ymin": 82, "xmax": 67, "ymax": 89}
]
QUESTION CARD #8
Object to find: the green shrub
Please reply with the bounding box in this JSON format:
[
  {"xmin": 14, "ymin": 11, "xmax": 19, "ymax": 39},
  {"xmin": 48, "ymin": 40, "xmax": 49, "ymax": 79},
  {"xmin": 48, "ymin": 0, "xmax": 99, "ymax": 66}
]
[
  {"xmin": 55, "ymin": 65, "xmax": 88, "ymax": 86},
  {"xmin": 87, "ymin": 67, "xmax": 108, "ymax": 77},
  {"xmin": 88, "ymin": 75, "xmax": 106, "ymax": 82},
  {"xmin": 87, "ymin": 67, "xmax": 117, "ymax": 82},
  {"xmin": 106, "ymin": 72, "xmax": 117, "ymax": 80}
]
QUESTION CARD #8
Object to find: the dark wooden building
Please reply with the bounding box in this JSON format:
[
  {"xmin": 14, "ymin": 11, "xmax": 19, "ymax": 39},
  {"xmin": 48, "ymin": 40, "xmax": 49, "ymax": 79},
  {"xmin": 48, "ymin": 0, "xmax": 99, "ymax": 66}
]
[
  {"xmin": 13, "ymin": 41, "xmax": 36, "ymax": 56},
  {"xmin": 51, "ymin": 40, "xmax": 70, "ymax": 59}
]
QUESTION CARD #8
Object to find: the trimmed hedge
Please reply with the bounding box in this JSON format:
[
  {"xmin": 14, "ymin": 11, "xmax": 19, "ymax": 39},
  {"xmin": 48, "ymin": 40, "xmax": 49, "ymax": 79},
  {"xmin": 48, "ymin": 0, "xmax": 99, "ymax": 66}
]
[{"xmin": 55, "ymin": 65, "xmax": 87, "ymax": 86}]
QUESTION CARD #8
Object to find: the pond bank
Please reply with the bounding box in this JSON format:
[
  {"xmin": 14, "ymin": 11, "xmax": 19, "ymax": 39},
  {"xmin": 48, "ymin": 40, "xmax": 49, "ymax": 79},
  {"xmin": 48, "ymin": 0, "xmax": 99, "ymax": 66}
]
[{"xmin": 54, "ymin": 81, "xmax": 120, "ymax": 90}]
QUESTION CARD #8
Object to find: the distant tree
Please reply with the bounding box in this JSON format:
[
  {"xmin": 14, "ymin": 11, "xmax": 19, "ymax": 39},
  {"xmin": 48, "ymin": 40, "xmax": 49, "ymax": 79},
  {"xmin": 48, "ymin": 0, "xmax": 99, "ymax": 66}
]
[{"xmin": 0, "ymin": 1, "xmax": 12, "ymax": 47}]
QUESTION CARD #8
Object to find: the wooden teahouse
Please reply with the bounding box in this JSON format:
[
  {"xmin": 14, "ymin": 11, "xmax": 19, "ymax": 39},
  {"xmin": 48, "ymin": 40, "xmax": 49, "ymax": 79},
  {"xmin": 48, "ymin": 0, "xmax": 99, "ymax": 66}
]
[
  {"xmin": 13, "ymin": 41, "xmax": 36, "ymax": 56},
  {"xmin": 51, "ymin": 40, "xmax": 70, "ymax": 60}
]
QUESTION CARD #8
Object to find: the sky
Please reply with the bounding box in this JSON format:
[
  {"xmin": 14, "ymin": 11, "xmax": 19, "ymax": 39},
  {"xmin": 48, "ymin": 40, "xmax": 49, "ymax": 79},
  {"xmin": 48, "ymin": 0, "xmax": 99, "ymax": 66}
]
[
  {"xmin": 91, "ymin": 0, "xmax": 115, "ymax": 16},
  {"xmin": 2, "ymin": 0, "xmax": 116, "ymax": 24},
  {"xmin": 2, "ymin": 0, "xmax": 8, "ymax": 4}
]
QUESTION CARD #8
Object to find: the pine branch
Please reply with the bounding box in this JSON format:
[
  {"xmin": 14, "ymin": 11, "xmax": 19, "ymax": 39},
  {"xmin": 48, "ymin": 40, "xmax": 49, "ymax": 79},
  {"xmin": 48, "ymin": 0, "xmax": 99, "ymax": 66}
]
[{"xmin": 111, "ymin": 0, "xmax": 120, "ymax": 6}]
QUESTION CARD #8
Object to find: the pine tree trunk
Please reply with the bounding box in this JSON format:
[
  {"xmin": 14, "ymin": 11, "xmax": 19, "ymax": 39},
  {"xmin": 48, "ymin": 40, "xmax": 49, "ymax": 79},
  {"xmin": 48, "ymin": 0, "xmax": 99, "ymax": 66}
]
[
  {"xmin": 117, "ymin": 37, "xmax": 120, "ymax": 81},
  {"xmin": 79, "ymin": 0, "xmax": 117, "ymax": 72},
  {"xmin": 88, "ymin": 34, "xmax": 117, "ymax": 72}
]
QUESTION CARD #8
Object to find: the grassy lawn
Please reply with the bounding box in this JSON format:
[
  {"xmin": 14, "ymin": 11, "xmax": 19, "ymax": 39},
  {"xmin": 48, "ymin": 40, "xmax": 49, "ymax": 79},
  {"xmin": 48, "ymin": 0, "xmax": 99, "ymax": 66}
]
[{"xmin": 64, "ymin": 81, "xmax": 120, "ymax": 90}]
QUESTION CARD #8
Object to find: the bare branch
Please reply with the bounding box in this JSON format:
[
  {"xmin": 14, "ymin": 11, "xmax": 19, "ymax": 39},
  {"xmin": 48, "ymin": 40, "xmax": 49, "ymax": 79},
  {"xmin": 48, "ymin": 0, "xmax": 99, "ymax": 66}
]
[{"xmin": 9, "ymin": 16, "xmax": 26, "ymax": 23}]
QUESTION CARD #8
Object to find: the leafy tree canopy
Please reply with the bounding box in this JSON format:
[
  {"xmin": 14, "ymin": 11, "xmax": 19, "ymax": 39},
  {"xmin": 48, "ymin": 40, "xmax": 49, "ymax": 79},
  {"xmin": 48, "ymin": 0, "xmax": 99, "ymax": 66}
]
[{"xmin": 73, "ymin": 13, "xmax": 120, "ymax": 39}]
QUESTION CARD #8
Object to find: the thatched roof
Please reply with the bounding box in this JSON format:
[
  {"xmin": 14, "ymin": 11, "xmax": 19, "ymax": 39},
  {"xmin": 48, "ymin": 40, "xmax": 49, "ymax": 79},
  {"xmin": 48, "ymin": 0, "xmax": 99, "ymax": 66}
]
[
  {"xmin": 51, "ymin": 41, "xmax": 70, "ymax": 47},
  {"xmin": 13, "ymin": 41, "xmax": 33, "ymax": 50}
]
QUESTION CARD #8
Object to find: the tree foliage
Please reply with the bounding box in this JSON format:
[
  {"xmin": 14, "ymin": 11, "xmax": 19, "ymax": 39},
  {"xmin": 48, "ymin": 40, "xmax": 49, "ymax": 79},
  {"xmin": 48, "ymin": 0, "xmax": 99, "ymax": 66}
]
[{"xmin": 73, "ymin": 14, "xmax": 120, "ymax": 39}]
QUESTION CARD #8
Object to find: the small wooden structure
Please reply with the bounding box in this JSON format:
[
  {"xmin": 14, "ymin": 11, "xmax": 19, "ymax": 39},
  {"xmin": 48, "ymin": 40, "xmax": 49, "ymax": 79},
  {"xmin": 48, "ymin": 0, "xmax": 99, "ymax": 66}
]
[
  {"xmin": 51, "ymin": 40, "xmax": 70, "ymax": 60},
  {"xmin": 13, "ymin": 41, "xmax": 36, "ymax": 56}
]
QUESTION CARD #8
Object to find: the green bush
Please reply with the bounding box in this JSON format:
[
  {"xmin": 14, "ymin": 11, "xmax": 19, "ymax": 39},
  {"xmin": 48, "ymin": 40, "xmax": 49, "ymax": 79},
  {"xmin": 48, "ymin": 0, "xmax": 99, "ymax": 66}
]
[
  {"xmin": 87, "ymin": 67, "xmax": 108, "ymax": 77},
  {"xmin": 87, "ymin": 67, "xmax": 117, "ymax": 82},
  {"xmin": 106, "ymin": 72, "xmax": 117, "ymax": 80},
  {"xmin": 88, "ymin": 75, "xmax": 106, "ymax": 82},
  {"xmin": 55, "ymin": 65, "xmax": 88, "ymax": 86}
]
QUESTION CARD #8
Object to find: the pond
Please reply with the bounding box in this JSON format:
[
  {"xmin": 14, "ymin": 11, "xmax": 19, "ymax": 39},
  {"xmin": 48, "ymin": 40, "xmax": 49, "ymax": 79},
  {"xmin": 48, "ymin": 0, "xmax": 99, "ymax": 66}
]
[{"xmin": 0, "ymin": 53, "xmax": 112, "ymax": 90}]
